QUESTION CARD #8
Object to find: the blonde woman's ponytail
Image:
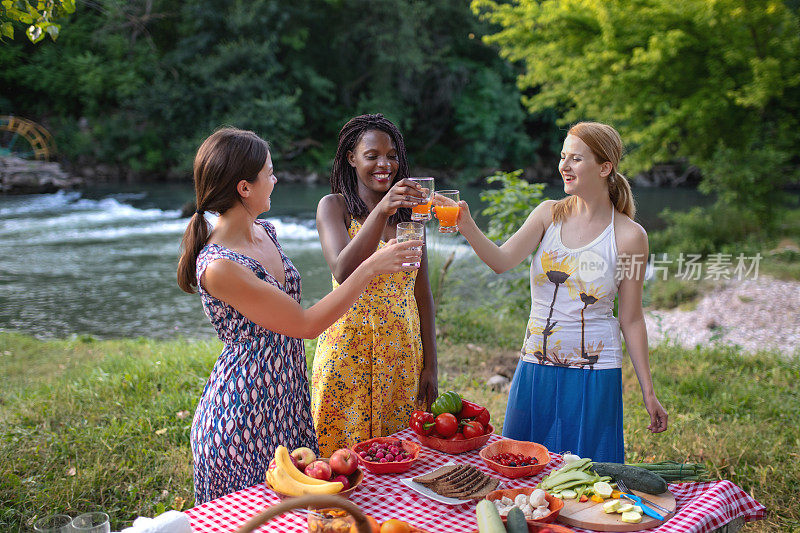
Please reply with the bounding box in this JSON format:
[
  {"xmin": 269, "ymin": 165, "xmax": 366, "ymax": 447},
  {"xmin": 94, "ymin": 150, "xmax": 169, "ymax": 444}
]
[{"xmin": 608, "ymin": 171, "xmax": 635, "ymax": 220}]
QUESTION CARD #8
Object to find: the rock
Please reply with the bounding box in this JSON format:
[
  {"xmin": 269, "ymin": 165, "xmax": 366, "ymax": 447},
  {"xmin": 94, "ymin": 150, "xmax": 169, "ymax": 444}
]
[
  {"xmin": 0, "ymin": 155, "xmax": 82, "ymax": 194},
  {"xmin": 487, "ymin": 374, "xmax": 510, "ymax": 392}
]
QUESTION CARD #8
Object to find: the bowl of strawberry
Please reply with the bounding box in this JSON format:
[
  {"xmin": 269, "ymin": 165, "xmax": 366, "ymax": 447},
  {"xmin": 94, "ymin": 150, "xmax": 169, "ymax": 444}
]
[
  {"xmin": 479, "ymin": 438, "xmax": 550, "ymax": 478},
  {"xmin": 409, "ymin": 392, "xmax": 494, "ymax": 454},
  {"xmin": 351, "ymin": 437, "xmax": 420, "ymax": 474}
]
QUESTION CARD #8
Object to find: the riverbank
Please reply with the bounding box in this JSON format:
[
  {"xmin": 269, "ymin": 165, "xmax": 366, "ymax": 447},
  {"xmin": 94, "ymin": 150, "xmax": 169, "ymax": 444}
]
[
  {"xmin": 645, "ymin": 276, "xmax": 800, "ymax": 356},
  {"xmin": 0, "ymin": 331, "xmax": 797, "ymax": 532}
]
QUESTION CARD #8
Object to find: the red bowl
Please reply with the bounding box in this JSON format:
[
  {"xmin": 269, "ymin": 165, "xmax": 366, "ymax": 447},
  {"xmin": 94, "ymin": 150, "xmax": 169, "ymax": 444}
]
[
  {"xmin": 267, "ymin": 458, "xmax": 364, "ymax": 500},
  {"xmin": 479, "ymin": 439, "xmax": 550, "ymax": 478},
  {"xmin": 351, "ymin": 437, "xmax": 420, "ymax": 474},
  {"xmin": 416, "ymin": 424, "xmax": 494, "ymax": 454},
  {"xmin": 485, "ymin": 488, "xmax": 564, "ymax": 524}
]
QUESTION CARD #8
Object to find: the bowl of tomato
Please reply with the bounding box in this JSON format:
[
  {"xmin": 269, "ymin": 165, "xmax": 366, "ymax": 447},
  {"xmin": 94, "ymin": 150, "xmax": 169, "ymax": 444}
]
[
  {"xmin": 415, "ymin": 423, "xmax": 494, "ymax": 454},
  {"xmin": 479, "ymin": 438, "xmax": 550, "ymax": 478}
]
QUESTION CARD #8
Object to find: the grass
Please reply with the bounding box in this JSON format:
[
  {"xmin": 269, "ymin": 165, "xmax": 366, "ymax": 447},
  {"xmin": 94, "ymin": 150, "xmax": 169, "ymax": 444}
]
[{"xmin": 1, "ymin": 324, "xmax": 798, "ymax": 532}]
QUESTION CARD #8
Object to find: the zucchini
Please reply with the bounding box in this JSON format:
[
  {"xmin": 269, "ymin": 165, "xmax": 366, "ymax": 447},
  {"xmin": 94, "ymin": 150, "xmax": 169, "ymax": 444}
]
[
  {"xmin": 591, "ymin": 463, "xmax": 668, "ymax": 495},
  {"xmin": 476, "ymin": 499, "xmax": 506, "ymax": 533},
  {"xmin": 505, "ymin": 507, "xmax": 527, "ymax": 533}
]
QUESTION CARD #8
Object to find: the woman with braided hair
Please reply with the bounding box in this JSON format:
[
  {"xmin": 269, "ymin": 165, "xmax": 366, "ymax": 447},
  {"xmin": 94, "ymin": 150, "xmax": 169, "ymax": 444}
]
[
  {"xmin": 311, "ymin": 114, "xmax": 438, "ymax": 455},
  {"xmin": 177, "ymin": 127, "xmax": 422, "ymax": 503},
  {"xmin": 455, "ymin": 122, "xmax": 667, "ymax": 462}
]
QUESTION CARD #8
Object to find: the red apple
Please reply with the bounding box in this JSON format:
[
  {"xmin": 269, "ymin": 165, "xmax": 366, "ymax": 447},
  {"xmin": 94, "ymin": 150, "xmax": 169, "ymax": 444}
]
[
  {"xmin": 332, "ymin": 474, "xmax": 351, "ymax": 491},
  {"xmin": 305, "ymin": 460, "xmax": 332, "ymax": 481},
  {"xmin": 329, "ymin": 448, "xmax": 358, "ymax": 476},
  {"xmin": 290, "ymin": 447, "xmax": 317, "ymax": 470}
]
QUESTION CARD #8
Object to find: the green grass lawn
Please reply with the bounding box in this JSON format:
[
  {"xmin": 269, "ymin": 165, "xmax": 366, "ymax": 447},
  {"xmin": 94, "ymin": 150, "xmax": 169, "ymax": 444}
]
[{"xmin": 1, "ymin": 331, "xmax": 797, "ymax": 532}]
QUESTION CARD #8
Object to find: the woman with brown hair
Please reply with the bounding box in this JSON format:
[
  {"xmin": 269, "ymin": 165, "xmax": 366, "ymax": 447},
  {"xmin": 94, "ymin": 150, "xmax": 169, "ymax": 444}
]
[
  {"xmin": 177, "ymin": 127, "xmax": 421, "ymax": 504},
  {"xmin": 456, "ymin": 122, "xmax": 667, "ymax": 462}
]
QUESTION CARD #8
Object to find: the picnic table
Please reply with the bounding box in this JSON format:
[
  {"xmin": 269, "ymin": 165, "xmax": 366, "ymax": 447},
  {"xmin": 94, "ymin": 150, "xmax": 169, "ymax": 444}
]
[{"xmin": 185, "ymin": 429, "xmax": 765, "ymax": 533}]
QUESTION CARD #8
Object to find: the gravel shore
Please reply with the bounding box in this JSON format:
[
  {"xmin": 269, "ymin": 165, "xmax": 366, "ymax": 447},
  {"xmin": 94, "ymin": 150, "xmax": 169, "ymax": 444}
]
[{"xmin": 645, "ymin": 276, "xmax": 800, "ymax": 356}]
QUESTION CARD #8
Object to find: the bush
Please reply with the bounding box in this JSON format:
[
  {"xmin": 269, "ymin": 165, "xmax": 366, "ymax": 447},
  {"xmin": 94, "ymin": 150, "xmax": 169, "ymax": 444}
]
[{"xmin": 649, "ymin": 204, "xmax": 764, "ymax": 257}]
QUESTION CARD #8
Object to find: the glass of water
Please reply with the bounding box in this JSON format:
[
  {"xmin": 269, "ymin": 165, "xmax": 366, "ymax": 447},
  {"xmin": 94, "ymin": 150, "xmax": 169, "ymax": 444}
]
[
  {"xmin": 408, "ymin": 177, "xmax": 434, "ymax": 221},
  {"xmin": 396, "ymin": 221, "xmax": 425, "ymax": 267},
  {"xmin": 71, "ymin": 512, "xmax": 110, "ymax": 533},
  {"xmin": 33, "ymin": 514, "xmax": 74, "ymax": 532}
]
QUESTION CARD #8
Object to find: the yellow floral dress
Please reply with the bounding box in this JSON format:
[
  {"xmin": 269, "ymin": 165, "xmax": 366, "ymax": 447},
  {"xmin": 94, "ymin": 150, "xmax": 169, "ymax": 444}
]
[{"xmin": 311, "ymin": 219, "xmax": 423, "ymax": 456}]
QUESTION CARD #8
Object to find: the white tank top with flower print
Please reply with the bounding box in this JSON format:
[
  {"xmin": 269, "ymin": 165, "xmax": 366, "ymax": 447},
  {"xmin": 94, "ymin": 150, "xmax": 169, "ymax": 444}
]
[{"xmin": 522, "ymin": 210, "xmax": 624, "ymax": 369}]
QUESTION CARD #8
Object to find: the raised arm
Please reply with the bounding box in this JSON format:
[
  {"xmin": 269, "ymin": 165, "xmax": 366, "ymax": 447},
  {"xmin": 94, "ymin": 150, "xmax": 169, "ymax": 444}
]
[
  {"xmin": 456, "ymin": 199, "xmax": 555, "ymax": 274},
  {"xmin": 317, "ymin": 182, "xmax": 423, "ymax": 283},
  {"xmin": 201, "ymin": 240, "xmax": 422, "ymax": 339},
  {"xmin": 616, "ymin": 222, "xmax": 668, "ymax": 434}
]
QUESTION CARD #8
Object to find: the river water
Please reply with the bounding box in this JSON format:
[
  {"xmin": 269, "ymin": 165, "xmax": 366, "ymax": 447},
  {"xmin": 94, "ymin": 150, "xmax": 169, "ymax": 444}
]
[{"xmin": 0, "ymin": 183, "xmax": 710, "ymax": 339}]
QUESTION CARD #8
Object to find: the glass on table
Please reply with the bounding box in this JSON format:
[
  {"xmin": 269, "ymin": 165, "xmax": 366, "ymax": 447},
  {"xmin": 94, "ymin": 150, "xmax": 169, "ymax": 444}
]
[
  {"xmin": 396, "ymin": 221, "xmax": 425, "ymax": 268},
  {"xmin": 33, "ymin": 514, "xmax": 74, "ymax": 533},
  {"xmin": 408, "ymin": 177, "xmax": 434, "ymax": 222},
  {"xmin": 71, "ymin": 512, "xmax": 110, "ymax": 533},
  {"xmin": 433, "ymin": 190, "xmax": 460, "ymax": 233}
]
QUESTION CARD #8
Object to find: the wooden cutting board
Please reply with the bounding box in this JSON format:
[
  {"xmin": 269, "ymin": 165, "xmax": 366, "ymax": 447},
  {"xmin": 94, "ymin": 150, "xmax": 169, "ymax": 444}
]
[{"xmin": 556, "ymin": 489, "xmax": 676, "ymax": 532}]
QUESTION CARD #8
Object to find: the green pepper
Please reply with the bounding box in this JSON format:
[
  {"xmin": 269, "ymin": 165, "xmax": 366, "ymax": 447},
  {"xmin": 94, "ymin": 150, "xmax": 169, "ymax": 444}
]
[{"xmin": 431, "ymin": 391, "xmax": 462, "ymax": 417}]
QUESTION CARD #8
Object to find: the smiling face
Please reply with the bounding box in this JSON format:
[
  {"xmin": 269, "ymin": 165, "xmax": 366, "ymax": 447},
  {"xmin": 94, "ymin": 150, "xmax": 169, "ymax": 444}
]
[
  {"xmin": 558, "ymin": 134, "xmax": 611, "ymax": 196},
  {"xmin": 347, "ymin": 129, "xmax": 399, "ymax": 196},
  {"xmin": 242, "ymin": 151, "xmax": 276, "ymax": 213}
]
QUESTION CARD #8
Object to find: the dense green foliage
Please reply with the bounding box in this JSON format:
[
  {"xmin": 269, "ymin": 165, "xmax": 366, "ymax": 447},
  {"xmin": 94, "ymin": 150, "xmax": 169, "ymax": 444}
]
[
  {"xmin": 0, "ymin": 0, "xmax": 75, "ymax": 42},
  {"xmin": 2, "ymin": 328, "xmax": 798, "ymax": 531},
  {"xmin": 0, "ymin": 0, "xmax": 554, "ymax": 181},
  {"xmin": 473, "ymin": 0, "xmax": 800, "ymax": 230}
]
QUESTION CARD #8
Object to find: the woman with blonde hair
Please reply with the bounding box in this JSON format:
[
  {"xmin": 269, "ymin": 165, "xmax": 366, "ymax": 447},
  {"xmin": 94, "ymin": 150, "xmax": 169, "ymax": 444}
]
[
  {"xmin": 177, "ymin": 127, "xmax": 422, "ymax": 503},
  {"xmin": 457, "ymin": 122, "xmax": 667, "ymax": 461}
]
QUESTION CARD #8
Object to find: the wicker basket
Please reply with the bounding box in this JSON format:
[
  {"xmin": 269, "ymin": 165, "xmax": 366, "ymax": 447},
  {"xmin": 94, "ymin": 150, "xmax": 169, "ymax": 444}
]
[{"xmin": 234, "ymin": 494, "xmax": 371, "ymax": 533}]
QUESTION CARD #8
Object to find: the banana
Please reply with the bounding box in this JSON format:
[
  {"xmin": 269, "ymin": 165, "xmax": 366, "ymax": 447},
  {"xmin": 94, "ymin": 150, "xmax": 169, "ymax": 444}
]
[
  {"xmin": 274, "ymin": 445, "xmax": 328, "ymax": 486},
  {"xmin": 269, "ymin": 462, "xmax": 343, "ymax": 496}
]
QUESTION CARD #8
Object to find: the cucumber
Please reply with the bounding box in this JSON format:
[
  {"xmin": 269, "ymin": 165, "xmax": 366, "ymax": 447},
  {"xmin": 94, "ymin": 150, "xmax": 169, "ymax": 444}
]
[
  {"xmin": 592, "ymin": 463, "xmax": 668, "ymax": 495},
  {"xmin": 476, "ymin": 499, "xmax": 506, "ymax": 533},
  {"xmin": 505, "ymin": 507, "xmax": 527, "ymax": 533}
]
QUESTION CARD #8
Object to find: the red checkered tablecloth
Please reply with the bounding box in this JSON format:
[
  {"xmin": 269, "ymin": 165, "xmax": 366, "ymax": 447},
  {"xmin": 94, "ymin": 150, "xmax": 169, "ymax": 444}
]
[{"xmin": 185, "ymin": 429, "xmax": 765, "ymax": 533}]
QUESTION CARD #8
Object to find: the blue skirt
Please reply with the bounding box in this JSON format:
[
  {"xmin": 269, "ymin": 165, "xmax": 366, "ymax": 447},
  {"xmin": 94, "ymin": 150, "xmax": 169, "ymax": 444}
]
[{"xmin": 502, "ymin": 360, "xmax": 624, "ymax": 463}]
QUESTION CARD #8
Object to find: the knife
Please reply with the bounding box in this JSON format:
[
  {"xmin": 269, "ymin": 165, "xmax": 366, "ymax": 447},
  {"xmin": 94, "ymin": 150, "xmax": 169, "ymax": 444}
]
[{"xmin": 618, "ymin": 491, "xmax": 666, "ymax": 521}]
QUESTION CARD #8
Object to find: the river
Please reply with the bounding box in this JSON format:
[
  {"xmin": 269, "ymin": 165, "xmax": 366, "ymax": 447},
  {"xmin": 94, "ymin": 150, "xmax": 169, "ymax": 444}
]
[{"xmin": 0, "ymin": 183, "xmax": 710, "ymax": 339}]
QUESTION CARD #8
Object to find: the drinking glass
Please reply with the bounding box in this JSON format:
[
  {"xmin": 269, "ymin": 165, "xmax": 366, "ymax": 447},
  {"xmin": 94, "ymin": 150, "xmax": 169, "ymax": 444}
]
[
  {"xmin": 33, "ymin": 514, "xmax": 74, "ymax": 532},
  {"xmin": 408, "ymin": 177, "xmax": 434, "ymax": 222},
  {"xmin": 71, "ymin": 512, "xmax": 110, "ymax": 533},
  {"xmin": 433, "ymin": 190, "xmax": 460, "ymax": 233},
  {"xmin": 396, "ymin": 221, "xmax": 425, "ymax": 267}
]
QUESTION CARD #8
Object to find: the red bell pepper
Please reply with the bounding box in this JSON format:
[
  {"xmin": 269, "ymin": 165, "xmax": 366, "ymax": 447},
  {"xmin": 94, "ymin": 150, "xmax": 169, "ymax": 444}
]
[
  {"xmin": 409, "ymin": 410, "xmax": 435, "ymax": 436},
  {"xmin": 458, "ymin": 399, "xmax": 490, "ymax": 427},
  {"xmin": 458, "ymin": 399, "xmax": 484, "ymax": 418}
]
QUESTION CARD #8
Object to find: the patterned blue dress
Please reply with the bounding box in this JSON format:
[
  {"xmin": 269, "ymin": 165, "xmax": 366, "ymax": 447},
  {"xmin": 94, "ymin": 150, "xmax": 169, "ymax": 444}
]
[{"xmin": 191, "ymin": 219, "xmax": 318, "ymax": 504}]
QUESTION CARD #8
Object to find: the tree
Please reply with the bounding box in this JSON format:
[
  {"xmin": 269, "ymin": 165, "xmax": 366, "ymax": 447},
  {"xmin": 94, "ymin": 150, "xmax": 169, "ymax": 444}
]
[
  {"xmin": 472, "ymin": 0, "xmax": 800, "ymax": 223},
  {"xmin": 1, "ymin": 0, "xmax": 76, "ymax": 42}
]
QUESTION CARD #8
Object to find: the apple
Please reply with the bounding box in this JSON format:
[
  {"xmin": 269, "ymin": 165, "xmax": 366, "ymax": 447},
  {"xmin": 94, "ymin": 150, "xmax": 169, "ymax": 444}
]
[
  {"xmin": 305, "ymin": 460, "xmax": 333, "ymax": 481},
  {"xmin": 290, "ymin": 446, "xmax": 317, "ymax": 470},
  {"xmin": 329, "ymin": 448, "xmax": 358, "ymax": 476},
  {"xmin": 332, "ymin": 474, "xmax": 351, "ymax": 491}
]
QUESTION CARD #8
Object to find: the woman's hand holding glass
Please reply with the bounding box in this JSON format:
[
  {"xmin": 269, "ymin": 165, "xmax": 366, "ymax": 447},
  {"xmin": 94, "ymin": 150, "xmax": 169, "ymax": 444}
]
[
  {"xmin": 378, "ymin": 179, "xmax": 425, "ymax": 218},
  {"xmin": 366, "ymin": 238, "xmax": 423, "ymax": 276}
]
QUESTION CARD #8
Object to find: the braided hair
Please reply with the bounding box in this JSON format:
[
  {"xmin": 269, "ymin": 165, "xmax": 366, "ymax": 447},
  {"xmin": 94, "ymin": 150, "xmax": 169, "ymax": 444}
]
[{"xmin": 330, "ymin": 114, "xmax": 411, "ymax": 225}]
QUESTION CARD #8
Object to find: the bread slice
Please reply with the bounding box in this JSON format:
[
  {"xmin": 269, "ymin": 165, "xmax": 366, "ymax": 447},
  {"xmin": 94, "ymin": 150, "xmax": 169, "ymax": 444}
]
[
  {"xmin": 413, "ymin": 464, "xmax": 463, "ymax": 485},
  {"xmin": 434, "ymin": 468, "xmax": 484, "ymax": 496}
]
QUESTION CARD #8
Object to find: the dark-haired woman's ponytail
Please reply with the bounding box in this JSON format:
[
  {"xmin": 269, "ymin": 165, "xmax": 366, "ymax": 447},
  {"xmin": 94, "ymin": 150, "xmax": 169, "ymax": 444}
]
[{"xmin": 177, "ymin": 211, "xmax": 211, "ymax": 293}]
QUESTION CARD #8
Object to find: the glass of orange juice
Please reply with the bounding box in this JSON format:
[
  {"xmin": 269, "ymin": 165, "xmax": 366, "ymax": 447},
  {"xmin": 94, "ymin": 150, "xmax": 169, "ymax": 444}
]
[
  {"xmin": 409, "ymin": 177, "xmax": 434, "ymax": 221},
  {"xmin": 433, "ymin": 190, "xmax": 460, "ymax": 233}
]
